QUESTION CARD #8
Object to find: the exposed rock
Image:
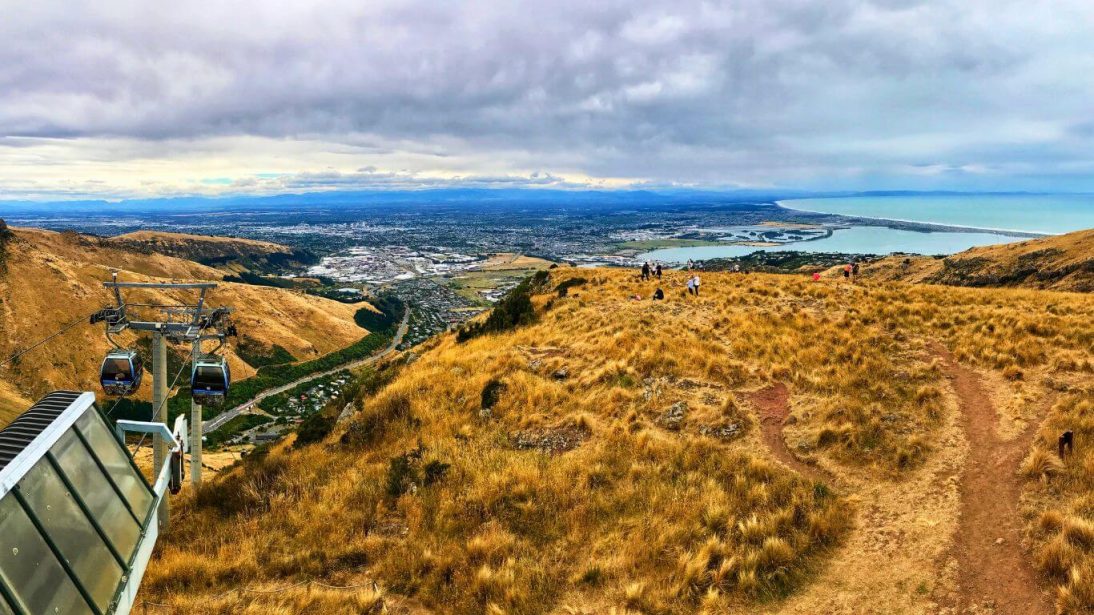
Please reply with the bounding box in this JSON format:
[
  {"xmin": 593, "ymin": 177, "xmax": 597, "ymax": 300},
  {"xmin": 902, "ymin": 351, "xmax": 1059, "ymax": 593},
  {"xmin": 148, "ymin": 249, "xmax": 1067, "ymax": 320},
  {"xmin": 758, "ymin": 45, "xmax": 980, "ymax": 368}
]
[
  {"xmin": 552, "ymin": 367, "xmax": 569, "ymax": 380},
  {"xmin": 369, "ymin": 515, "xmax": 409, "ymax": 538},
  {"xmin": 511, "ymin": 426, "xmax": 587, "ymax": 454},
  {"xmin": 657, "ymin": 401, "xmax": 688, "ymax": 431},
  {"xmin": 699, "ymin": 422, "xmax": 743, "ymax": 441}
]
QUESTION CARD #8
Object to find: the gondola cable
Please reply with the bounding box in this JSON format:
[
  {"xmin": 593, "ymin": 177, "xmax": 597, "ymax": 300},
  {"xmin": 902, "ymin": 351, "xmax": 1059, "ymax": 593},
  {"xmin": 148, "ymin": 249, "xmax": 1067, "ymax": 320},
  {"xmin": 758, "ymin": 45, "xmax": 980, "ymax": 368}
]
[{"xmin": 0, "ymin": 308, "xmax": 99, "ymax": 368}]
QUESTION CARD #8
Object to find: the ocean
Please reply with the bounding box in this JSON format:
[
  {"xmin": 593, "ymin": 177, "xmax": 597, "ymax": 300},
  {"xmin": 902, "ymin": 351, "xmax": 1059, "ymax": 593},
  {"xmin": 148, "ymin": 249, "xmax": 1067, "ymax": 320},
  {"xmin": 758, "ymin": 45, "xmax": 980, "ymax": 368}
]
[{"xmin": 779, "ymin": 194, "xmax": 1094, "ymax": 235}]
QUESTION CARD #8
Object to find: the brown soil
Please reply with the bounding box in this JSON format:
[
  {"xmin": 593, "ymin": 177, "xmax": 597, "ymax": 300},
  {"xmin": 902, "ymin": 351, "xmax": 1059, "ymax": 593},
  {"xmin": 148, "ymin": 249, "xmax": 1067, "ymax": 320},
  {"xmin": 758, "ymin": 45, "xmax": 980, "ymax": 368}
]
[
  {"xmin": 936, "ymin": 347, "xmax": 1053, "ymax": 614},
  {"xmin": 746, "ymin": 383, "xmax": 830, "ymax": 482}
]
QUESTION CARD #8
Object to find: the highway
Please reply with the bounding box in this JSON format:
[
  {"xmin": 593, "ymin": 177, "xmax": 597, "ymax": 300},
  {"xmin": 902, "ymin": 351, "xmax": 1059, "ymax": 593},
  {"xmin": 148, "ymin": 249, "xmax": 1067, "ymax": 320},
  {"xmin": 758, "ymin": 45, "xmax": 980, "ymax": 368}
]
[{"xmin": 202, "ymin": 309, "xmax": 409, "ymax": 434}]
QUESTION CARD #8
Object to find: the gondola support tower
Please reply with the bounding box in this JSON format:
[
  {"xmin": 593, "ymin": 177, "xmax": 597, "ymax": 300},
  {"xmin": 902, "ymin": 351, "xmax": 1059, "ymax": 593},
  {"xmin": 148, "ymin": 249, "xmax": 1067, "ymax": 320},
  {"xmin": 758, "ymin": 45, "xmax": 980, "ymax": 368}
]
[{"xmin": 99, "ymin": 275, "xmax": 233, "ymax": 507}]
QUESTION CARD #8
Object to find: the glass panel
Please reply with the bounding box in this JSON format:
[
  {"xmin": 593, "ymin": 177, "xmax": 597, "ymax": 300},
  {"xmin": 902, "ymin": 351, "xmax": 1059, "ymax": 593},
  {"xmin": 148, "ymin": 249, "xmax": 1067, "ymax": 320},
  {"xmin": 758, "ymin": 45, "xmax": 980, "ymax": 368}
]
[
  {"xmin": 74, "ymin": 411, "xmax": 153, "ymax": 518},
  {"xmin": 101, "ymin": 358, "xmax": 132, "ymax": 379},
  {"xmin": 195, "ymin": 366, "xmax": 225, "ymax": 389},
  {"xmin": 51, "ymin": 430, "xmax": 142, "ymax": 558},
  {"xmin": 0, "ymin": 496, "xmax": 93, "ymax": 615},
  {"xmin": 19, "ymin": 462, "xmax": 123, "ymax": 612}
]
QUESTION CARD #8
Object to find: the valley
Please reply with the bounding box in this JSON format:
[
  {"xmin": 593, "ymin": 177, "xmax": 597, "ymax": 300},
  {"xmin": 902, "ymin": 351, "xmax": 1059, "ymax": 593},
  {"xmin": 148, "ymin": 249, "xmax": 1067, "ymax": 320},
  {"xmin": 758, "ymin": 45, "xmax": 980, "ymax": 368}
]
[
  {"xmin": 1, "ymin": 219, "xmax": 1091, "ymax": 613},
  {"xmin": 123, "ymin": 234, "xmax": 1089, "ymax": 613}
]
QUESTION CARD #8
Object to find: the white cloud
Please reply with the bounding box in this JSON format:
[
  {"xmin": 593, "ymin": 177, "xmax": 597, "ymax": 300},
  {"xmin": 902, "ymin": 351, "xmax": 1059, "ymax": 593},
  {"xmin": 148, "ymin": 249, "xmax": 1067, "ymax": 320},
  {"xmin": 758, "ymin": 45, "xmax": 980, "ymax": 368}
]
[{"xmin": 2, "ymin": 0, "xmax": 1094, "ymax": 199}]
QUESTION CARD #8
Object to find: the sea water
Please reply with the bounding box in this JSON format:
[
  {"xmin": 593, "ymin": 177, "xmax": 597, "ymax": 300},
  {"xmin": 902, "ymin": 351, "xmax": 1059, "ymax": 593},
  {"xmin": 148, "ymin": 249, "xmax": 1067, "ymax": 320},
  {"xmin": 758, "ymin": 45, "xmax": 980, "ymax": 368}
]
[
  {"xmin": 639, "ymin": 226, "xmax": 1027, "ymax": 264},
  {"xmin": 779, "ymin": 194, "xmax": 1094, "ymax": 235}
]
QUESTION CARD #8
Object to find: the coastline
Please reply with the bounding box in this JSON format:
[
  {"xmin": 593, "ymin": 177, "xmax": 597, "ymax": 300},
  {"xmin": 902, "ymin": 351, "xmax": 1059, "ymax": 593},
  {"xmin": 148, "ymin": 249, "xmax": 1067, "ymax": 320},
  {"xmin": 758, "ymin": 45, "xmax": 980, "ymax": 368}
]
[{"xmin": 774, "ymin": 200, "xmax": 1052, "ymax": 238}]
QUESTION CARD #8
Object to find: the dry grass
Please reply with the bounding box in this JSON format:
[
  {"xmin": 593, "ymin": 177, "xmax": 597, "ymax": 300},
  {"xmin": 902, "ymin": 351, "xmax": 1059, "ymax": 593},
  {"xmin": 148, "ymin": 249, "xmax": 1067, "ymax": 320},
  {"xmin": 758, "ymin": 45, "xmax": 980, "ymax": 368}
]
[
  {"xmin": 0, "ymin": 227, "xmax": 367, "ymax": 415},
  {"xmin": 1024, "ymin": 394, "xmax": 1094, "ymax": 613},
  {"xmin": 137, "ymin": 266, "xmax": 1092, "ymax": 612},
  {"xmin": 864, "ymin": 228, "xmax": 1094, "ymax": 292}
]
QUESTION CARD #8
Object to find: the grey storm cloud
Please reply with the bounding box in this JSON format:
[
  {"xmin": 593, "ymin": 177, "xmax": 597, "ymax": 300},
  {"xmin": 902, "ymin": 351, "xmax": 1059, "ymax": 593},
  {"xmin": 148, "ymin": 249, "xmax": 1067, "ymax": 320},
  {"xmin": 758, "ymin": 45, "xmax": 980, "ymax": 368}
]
[{"xmin": 2, "ymin": 0, "xmax": 1094, "ymax": 196}]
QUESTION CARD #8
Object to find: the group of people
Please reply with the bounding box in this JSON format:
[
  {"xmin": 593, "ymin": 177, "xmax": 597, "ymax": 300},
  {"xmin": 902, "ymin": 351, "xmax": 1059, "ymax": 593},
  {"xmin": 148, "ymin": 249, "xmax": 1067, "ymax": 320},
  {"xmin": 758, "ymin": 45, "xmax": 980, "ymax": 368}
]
[
  {"xmin": 811, "ymin": 261, "xmax": 861, "ymax": 283},
  {"xmin": 640, "ymin": 261, "xmax": 662, "ymax": 280},
  {"xmin": 635, "ymin": 257, "xmax": 863, "ymax": 300},
  {"xmin": 637, "ymin": 260, "xmax": 700, "ymax": 300}
]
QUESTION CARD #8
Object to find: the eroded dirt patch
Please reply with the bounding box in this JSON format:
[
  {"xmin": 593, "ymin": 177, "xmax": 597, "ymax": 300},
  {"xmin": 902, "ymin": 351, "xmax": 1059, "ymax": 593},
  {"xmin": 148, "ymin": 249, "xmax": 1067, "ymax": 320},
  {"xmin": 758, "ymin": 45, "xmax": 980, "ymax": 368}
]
[{"xmin": 746, "ymin": 383, "xmax": 829, "ymax": 482}]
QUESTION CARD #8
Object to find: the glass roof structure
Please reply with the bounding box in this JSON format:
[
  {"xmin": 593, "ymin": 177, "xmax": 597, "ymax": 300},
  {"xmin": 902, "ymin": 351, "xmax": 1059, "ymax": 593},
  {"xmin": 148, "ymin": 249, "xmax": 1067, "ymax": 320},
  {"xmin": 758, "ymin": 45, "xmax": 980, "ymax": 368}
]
[{"xmin": 0, "ymin": 391, "xmax": 157, "ymax": 615}]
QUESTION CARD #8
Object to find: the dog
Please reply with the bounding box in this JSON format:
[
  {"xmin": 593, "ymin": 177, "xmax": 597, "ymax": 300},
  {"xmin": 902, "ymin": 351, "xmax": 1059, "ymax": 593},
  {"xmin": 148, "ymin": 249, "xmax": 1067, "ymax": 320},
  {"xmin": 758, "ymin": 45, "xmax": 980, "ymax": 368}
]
[{"xmin": 1059, "ymin": 430, "xmax": 1075, "ymax": 459}]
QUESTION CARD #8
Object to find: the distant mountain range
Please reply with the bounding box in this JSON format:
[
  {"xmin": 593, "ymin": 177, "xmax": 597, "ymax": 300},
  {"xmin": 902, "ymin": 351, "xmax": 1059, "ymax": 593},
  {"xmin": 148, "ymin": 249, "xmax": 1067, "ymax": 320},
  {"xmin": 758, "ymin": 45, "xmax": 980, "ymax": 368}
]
[{"xmin": 3, "ymin": 187, "xmax": 1088, "ymax": 216}]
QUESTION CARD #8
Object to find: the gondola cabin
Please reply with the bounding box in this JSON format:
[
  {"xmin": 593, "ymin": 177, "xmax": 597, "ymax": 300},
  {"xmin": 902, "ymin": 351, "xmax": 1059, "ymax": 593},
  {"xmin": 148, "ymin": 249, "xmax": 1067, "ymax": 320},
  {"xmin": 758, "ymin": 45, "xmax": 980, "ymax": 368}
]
[
  {"xmin": 99, "ymin": 350, "xmax": 143, "ymax": 396},
  {"xmin": 191, "ymin": 357, "xmax": 230, "ymax": 407}
]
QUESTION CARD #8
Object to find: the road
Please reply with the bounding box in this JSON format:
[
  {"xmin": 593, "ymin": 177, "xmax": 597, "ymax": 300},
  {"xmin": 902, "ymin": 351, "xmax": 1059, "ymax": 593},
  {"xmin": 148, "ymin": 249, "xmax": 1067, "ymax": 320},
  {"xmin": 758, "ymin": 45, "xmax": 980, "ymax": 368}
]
[{"xmin": 202, "ymin": 309, "xmax": 410, "ymax": 434}]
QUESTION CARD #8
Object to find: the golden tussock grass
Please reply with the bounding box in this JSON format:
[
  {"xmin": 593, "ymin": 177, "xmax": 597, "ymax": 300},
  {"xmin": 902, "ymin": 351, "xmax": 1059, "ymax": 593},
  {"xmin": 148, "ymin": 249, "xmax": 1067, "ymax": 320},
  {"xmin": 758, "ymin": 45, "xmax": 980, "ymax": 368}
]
[
  {"xmin": 1025, "ymin": 394, "xmax": 1094, "ymax": 613},
  {"xmin": 141, "ymin": 267, "xmax": 1092, "ymax": 613}
]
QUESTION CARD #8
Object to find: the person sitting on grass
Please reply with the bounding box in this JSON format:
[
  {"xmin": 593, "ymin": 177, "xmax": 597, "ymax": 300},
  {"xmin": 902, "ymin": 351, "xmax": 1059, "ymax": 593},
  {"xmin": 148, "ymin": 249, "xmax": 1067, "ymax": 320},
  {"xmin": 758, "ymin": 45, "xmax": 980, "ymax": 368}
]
[{"xmin": 652, "ymin": 288, "xmax": 664, "ymax": 300}]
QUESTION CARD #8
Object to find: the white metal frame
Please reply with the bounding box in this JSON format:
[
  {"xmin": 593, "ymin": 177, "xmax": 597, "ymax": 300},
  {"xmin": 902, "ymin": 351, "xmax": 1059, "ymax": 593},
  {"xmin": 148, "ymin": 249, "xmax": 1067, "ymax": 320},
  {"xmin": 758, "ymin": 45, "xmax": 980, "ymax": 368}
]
[
  {"xmin": 0, "ymin": 391, "xmax": 97, "ymax": 501},
  {"xmin": 110, "ymin": 416, "xmax": 185, "ymax": 615}
]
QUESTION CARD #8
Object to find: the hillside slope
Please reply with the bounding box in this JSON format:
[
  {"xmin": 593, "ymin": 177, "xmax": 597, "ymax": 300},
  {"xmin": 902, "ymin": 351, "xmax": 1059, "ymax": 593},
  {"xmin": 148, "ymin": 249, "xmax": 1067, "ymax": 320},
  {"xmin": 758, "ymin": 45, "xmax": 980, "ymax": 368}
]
[
  {"xmin": 142, "ymin": 268, "xmax": 1092, "ymax": 614},
  {"xmin": 0, "ymin": 227, "xmax": 369, "ymax": 425},
  {"xmin": 864, "ymin": 228, "xmax": 1094, "ymax": 291},
  {"xmin": 106, "ymin": 229, "xmax": 315, "ymax": 273}
]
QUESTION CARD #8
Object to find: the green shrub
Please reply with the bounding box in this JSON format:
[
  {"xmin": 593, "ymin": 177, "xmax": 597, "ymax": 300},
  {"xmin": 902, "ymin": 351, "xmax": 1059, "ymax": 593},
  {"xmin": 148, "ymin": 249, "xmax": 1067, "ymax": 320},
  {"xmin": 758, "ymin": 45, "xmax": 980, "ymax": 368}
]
[
  {"xmin": 386, "ymin": 453, "xmax": 417, "ymax": 498},
  {"xmin": 457, "ymin": 271, "xmax": 547, "ymax": 342},
  {"xmin": 480, "ymin": 378, "xmax": 506, "ymax": 412},
  {"xmin": 555, "ymin": 276, "xmax": 587, "ymax": 297},
  {"xmin": 355, "ymin": 294, "xmax": 405, "ymax": 332},
  {"xmin": 386, "ymin": 450, "xmax": 448, "ymax": 498},
  {"xmin": 294, "ymin": 411, "xmax": 336, "ymax": 448},
  {"xmin": 236, "ymin": 338, "xmax": 295, "ymax": 368},
  {"xmin": 422, "ymin": 459, "xmax": 450, "ymax": 486}
]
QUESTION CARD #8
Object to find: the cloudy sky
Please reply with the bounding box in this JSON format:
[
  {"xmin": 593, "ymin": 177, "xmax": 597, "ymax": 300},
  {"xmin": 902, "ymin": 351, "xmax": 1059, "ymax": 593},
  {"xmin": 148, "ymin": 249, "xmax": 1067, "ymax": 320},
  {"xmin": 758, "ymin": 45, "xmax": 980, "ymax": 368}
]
[{"xmin": 3, "ymin": 0, "xmax": 1094, "ymax": 200}]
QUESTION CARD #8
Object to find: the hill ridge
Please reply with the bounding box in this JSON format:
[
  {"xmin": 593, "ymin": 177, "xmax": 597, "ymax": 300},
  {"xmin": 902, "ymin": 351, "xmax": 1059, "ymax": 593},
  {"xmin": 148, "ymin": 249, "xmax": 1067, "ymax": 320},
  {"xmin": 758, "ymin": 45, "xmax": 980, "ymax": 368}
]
[
  {"xmin": 863, "ymin": 228, "xmax": 1093, "ymax": 292},
  {"xmin": 0, "ymin": 227, "xmax": 369, "ymax": 424}
]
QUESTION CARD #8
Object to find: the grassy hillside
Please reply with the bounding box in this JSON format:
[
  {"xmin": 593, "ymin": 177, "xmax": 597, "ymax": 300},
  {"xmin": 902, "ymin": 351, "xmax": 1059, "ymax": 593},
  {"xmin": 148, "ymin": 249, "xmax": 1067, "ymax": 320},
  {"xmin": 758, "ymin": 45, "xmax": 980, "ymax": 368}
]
[
  {"xmin": 864, "ymin": 228, "xmax": 1094, "ymax": 292},
  {"xmin": 0, "ymin": 227, "xmax": 370, "ymax": 425},
  {"xmin": 106, "ymin": 230, "xmax": 317, "ymax": 273},
  {"xmin": 141, "ymin": 267, "xmax": 1091, "ymax": 613}
]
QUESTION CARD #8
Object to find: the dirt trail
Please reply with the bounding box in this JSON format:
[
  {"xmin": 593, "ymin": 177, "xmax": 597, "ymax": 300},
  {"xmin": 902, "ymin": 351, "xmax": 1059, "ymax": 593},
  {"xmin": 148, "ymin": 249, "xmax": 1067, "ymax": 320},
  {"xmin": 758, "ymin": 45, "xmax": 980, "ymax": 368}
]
[
  {"xmin": 746, "ymin": 383, "xmax": 830, "ymax": 483},
  {"xmin": 936, "ymin": 347, "xmax": 1052, "ymax": 614}
]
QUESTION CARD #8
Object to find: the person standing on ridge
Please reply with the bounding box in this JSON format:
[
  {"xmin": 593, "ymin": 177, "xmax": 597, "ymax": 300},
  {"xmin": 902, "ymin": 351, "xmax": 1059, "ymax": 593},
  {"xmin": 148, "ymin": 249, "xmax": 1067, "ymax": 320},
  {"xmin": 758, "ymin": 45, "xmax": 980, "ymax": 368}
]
[
  {"xmin": 641, "ymin": 261, "xmax": 651, "ymax": 281},
  {"xmin": 655, "ymin": 263, "xmax": 662, "ymax": 279},
  {"xmin": 692, "ymin": 273, "xmax": 701, "ymax": 296}
]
